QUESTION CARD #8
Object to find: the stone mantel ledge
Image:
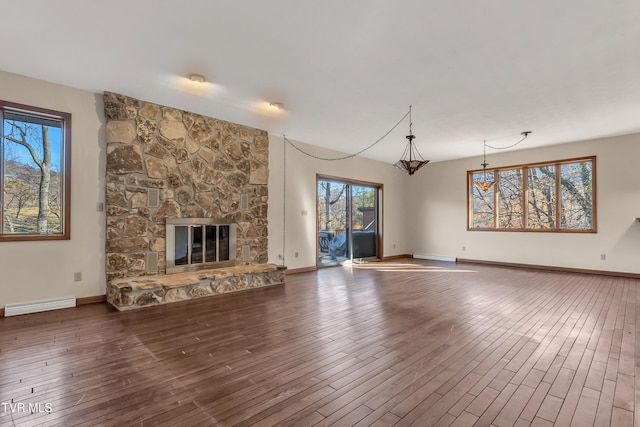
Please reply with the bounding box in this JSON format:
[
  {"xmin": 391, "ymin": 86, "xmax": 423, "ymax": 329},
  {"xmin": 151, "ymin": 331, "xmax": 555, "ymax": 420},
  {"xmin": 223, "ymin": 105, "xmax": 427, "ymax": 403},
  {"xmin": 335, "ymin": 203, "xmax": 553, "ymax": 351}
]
[{"xmin": 107, "ymin": 263, "xmax": 286, "ymax": 311}]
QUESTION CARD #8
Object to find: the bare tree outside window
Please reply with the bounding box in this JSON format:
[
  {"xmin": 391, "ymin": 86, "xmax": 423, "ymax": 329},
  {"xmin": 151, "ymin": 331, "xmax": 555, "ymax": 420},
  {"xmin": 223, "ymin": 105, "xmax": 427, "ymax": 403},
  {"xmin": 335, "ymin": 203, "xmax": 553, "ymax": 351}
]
[
  {"xmin": 498, "ymin": 169, "xmax": 523, "ymax": 228},
  {"xmin": 528, "ymin": 165, "xmax": 556, "ymax": 229},
  {"xmin": 1, "ymin": 100, "xmax": 71, "ymax": 241},
  {"xmin": 560, "ymin": 161, "xmax": 593, "ymax": 230},
  {"xmin": 471, "ymin": 172, "xmax": 495, "ymax": 228}
]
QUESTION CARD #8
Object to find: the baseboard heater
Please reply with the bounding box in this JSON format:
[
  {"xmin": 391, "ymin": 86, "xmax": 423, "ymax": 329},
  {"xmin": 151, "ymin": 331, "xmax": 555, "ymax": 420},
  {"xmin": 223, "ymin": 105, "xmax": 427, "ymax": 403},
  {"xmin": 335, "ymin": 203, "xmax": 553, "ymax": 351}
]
[
  {"xmin": 4, "ymin": 297, "xmax": 76, "ymax": 317},
  {"xmin": 413, "ymin": 254, "xmax": 457, "ymax": 262}
]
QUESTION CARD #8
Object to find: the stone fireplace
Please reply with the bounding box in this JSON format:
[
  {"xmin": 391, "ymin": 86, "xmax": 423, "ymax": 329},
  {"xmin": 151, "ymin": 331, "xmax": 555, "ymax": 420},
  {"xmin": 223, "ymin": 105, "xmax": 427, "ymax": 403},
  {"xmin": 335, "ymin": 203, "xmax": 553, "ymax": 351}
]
[{"xmin": 103, "ymin": 92, "xmax": 280, "ymax": 310}]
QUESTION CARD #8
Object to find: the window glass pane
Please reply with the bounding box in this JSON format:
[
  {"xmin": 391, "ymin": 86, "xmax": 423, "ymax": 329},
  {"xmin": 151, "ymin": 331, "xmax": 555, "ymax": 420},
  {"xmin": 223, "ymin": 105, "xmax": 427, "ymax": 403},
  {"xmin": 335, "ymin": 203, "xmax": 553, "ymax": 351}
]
[
  {"xmin": 497, "ymin": 169, "xmax": 523, "ymax": 228},
  {"xmin": 174, "ymin": 226, "xmax": 189, "ymax": 266},
  {"xmin": 317, "ymin": 180, "xmax": 349, "ymax": 259},
  {"xmin": 219, "ymin": 225, "xmax": 230, "ymax": 261},
  {"xmin": 471, "ymin": 172, "xmax": 495, "ymax": 228},
  {"xmin": 205, "ymin": 225, "xmax": 217, "ymax": 262},
  {"xmin": 527, "ymin": 165, "xmax": 556, "ymax": 229},
  {"xmin": 2, "ymin": 112, "xmax": 64, "ymax": 235},
  {"xmin": 351, "ymin": 185, "xmax": 377, "ymax": 258},
  {"xmin": 560, "ymin": 161, "xmax": 593, "ymax": 230},
  {"xmin": 191, "ymin": 225, "xmax": 203, "ymax": 264},
  {"xmin": 317, "ymin": 181, "xmax": 348, "ymax": 235}
]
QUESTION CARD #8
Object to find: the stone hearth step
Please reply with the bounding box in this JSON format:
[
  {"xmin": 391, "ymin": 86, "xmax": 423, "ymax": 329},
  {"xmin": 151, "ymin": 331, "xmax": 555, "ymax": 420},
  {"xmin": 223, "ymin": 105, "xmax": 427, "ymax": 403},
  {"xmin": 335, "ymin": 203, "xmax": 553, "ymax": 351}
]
[{"xmin": 107, "ymin": 263, "xmax": 286, "ymax": 311}]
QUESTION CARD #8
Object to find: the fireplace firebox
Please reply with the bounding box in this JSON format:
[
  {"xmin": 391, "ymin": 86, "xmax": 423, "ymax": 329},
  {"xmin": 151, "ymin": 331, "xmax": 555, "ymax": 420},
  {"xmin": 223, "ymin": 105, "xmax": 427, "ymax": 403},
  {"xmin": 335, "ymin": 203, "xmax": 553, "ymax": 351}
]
[{"xmin": 166, "ymin": 218, "xmax": 237, "ymax": 274}]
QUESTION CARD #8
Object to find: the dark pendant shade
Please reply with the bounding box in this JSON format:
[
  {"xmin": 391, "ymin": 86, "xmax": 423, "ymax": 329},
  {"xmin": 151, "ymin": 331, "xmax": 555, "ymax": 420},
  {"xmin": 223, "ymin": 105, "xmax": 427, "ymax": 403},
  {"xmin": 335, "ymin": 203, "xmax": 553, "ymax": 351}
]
[
  {"xmin": 395, "ymin": 106, "xmax": 429, "ymax": 176},
  {"xmin": 394, "ymin": 158, "xmax": 430, "ymax": 176}
]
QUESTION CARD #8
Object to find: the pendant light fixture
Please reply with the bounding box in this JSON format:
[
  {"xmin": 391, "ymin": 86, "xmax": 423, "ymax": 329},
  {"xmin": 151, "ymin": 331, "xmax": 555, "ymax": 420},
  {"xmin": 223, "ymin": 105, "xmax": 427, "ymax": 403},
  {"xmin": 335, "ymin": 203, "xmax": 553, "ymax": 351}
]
[
  {"xmin": 394, "ymin": 105, "xmax": 429, "ymax": 176},
  {"xmin": 473, "ymin": 131, "xmax": 532, "ymax": 191},
  {"xmin": 473, "ymin": 141, "xmax": 496, "ymax": 191}
]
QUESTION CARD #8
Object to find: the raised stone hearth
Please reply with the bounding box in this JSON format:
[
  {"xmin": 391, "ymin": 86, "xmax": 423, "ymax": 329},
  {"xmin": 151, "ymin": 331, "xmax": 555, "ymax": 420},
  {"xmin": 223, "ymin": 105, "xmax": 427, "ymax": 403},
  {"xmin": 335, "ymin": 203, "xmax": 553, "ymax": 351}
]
[{"xmin": 107, "ymin": 263, "xmax": 286, "ymax": 311}]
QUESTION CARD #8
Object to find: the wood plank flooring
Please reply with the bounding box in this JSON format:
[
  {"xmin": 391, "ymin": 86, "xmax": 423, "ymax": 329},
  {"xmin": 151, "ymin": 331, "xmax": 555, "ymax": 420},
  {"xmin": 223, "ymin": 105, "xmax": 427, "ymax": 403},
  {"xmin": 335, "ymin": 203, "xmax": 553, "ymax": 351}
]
[{"xmin": 0, "ymin": 259, "xmax": 637, "ymax": 426}]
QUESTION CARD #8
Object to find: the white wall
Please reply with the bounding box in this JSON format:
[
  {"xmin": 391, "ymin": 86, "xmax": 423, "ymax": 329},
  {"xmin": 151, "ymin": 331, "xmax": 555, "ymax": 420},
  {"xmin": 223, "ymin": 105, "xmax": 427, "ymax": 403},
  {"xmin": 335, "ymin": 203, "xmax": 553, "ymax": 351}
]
[
  {"xmin": 268, "ymin": 135, "xmax": 410, "ymax": 270},
  {"xmin": 0, "ymin": 70, "xmax": 106, "ymax": 308},
  {"xmin": 407, "ymin": 133, "xmax": 640, "ymax": 274}
]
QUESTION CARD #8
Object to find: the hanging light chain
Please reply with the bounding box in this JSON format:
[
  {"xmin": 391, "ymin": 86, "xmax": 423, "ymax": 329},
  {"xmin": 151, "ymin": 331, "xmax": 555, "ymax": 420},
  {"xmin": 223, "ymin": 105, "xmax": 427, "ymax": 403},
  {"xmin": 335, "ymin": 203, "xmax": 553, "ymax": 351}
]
[
  {"xmin": 481, "ymin": 131, "xmax": 532, "ymax": 172},
  {"xmin": 484, "ymin": 131, "xmax": 532, "ymax": 150},
  {"xmin": 481, "ymin": 140, "xmax": 490, "ymax": 181},
  {"xmin": 284, "ymin": 108, "xmax": 410, "ymax": 161},
  {"xmin": 475, "ymin": 131, "xmax": 532, "ymax": 191}
]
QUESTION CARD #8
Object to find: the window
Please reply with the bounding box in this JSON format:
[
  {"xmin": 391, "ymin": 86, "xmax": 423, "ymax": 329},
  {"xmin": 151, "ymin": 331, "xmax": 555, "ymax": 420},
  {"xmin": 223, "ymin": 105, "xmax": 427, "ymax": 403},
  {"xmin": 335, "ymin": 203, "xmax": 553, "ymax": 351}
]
[
  {"xmin": 468, "ymin": 156, "xmax": 595, "ymax": 232},
  {"xmin": 1, "ymin": 100, "xmax": 71, "ymax": 241}
]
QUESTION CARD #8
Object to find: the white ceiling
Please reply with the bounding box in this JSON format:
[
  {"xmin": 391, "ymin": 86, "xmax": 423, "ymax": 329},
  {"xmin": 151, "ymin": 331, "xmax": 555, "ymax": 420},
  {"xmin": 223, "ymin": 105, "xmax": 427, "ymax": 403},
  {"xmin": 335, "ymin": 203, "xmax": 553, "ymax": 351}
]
[{"xmin": 2, "ymin": 1, "xmax": 639, "ymax": 164}]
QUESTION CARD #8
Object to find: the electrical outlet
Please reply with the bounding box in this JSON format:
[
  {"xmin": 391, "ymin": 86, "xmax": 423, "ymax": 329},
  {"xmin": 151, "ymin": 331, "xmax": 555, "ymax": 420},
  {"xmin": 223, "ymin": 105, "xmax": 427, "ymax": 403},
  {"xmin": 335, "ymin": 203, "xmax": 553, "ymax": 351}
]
[
  {"xmin": 462, "ymin": 246, "xmax": 466, "ymax": 251},
  {"xmin": 74, "ymin": 272, "xmax": 82, "ymax": 282},
  {"xmin": 295, "ymin": 251, "xmax": 299, "ymax": 258},
  {"xmin": 600, "ymin": 253, "xmax": 606, "ymax": 261},
  {"xmin": 96, "ymin": 202, "xmax": 104, "ymax": 212}
]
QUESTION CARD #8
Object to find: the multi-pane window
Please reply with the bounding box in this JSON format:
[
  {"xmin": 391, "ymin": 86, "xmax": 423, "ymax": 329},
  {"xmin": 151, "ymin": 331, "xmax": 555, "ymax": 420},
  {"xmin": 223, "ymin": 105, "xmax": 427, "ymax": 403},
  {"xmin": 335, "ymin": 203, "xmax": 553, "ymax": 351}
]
[
  {"xmin": 469, "ymin": 157, "xmax": 595, "ymax": 232},
  {"xmin": 1, "ymin": 100, "xmax": 71, "ymax": 241}
]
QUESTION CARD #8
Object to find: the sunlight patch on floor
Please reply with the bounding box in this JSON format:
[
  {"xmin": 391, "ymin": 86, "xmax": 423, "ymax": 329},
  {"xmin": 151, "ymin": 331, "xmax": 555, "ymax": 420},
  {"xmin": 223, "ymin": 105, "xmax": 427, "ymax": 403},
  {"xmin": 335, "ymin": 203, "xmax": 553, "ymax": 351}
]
[{"xmin": 348, "ymin": 262, "xmax": 478, "ymax": 273}]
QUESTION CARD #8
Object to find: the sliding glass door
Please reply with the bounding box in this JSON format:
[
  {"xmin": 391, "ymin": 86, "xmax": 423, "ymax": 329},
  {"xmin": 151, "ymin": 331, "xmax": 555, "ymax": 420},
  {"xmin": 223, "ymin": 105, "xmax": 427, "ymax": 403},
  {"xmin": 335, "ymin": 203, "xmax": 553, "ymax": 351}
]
[{"xmin": 317, "ymin": 176, "xmax": 381, "ymax": 267}]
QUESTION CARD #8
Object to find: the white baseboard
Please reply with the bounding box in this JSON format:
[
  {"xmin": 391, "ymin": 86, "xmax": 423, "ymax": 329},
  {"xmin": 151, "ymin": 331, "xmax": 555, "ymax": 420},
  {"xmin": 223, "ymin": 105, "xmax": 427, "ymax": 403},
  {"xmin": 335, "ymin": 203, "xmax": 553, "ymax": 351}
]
[
  {"xmin": 413, "ymin": 254, "xmax": 457, "ymax": 263},
  {"xmin": 4, "ymin": 297, "xmax": 76, "ymax": 317}
]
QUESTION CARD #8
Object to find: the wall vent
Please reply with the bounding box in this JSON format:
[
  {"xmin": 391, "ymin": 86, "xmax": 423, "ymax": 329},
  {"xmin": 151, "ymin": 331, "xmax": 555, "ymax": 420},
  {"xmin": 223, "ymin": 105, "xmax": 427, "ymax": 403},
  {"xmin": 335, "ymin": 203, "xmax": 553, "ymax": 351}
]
[
  {"xmin": 5, "ymin": 297, "xmax": 76, "ymax": 317},
  {"xmin": 146, "ymin": 252, "xmax": 158, "ymax": 274},
  {"xmin": 242, "ymin": 245, "xmax": 251, "ymax": 262},
  {"xmin": 147, "ymin": 188, "xmax": 160, "ymax": 208},
  {"xmin": 240, "ymin": 194, "xmax": 249, "ymax": 211}
]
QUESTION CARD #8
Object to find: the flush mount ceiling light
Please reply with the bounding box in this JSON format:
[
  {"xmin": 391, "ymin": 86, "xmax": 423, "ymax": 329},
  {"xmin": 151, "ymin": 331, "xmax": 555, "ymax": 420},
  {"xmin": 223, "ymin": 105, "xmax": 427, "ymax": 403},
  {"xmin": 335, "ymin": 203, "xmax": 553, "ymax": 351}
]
[
  {"xmin": 473, "ymin": 131, "xmax": 532, "ymax": 191},
  {"xmin": 394, "ymin": 105, "xmax": 429, "ymax": 176},
  {"xmin": 269, "ymin": 102, "xmax": 284, "ymax": 110},
  {"xmin": 189, "ymin": 74, "xmax": 205, "ymax": 83}
]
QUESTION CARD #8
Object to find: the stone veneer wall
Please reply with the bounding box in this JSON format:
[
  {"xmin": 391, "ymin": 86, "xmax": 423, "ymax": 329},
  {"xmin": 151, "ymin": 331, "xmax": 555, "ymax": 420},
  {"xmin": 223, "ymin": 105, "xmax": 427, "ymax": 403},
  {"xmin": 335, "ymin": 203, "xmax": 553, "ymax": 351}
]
[{"xmin": 104, "ymin": 92, "xmax": 269, "ymax": 283}]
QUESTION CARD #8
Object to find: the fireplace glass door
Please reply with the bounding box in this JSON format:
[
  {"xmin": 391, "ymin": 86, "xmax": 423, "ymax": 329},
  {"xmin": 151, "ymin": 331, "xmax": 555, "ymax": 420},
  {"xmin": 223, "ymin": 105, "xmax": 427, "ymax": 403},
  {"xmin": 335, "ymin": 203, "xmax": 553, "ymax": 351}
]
[
  {"xmin": 205, "ymin": 225, "xmax": 217, "ymax": 263},
  {"xmin": 166, "ymin": 219, "xmax": 236, "ymax": 273},
  {"xmin": 174, "ymin": 225, "xmax": 189, "ymax": 266},
  {"xmin": 174, "ymin": 225, "xmax": 208, "ymax": 266}
]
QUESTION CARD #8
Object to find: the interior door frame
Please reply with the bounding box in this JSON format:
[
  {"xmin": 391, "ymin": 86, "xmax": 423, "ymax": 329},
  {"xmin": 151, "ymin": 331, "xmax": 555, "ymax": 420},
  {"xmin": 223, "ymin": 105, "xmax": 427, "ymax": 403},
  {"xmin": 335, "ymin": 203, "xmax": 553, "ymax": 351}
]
[{"xmin": 316, "ymin": 174, "xmax": 384, "ymax": 267}]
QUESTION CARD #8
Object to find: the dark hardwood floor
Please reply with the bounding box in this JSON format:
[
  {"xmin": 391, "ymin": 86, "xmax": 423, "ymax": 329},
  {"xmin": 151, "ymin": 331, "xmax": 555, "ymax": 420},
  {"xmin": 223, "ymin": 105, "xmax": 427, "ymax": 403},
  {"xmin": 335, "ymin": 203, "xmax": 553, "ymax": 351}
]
[{"xmin": 0, "ymin": 259, "xmax": 638, "ymax": 426}]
